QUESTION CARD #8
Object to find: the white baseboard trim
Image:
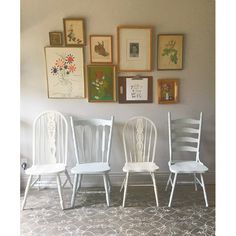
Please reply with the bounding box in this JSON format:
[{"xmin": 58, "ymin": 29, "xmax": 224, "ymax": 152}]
[{"xmin": 20, "ymin": 171, "xmax": 215, "ymax": 189}]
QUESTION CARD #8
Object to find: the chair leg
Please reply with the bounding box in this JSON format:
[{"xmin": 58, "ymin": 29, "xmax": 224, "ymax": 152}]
[
  {"xmin": 38, "ymin": 175, "xmax": 41, "ymax": 190},
  {"xmin": 165, "ymin": 173, "xmax": 172, "ymax": 191},
  {"xmin": 107, "ymin": 174, "xmax": 112, "ymax": 193},
  {"xmin": 122, "ymin": 172, "xmax": 129, "ymax": 207},
  {"xmin": 76, "ymin": 174, "xmax": 82, "ymax": 192},
  {"xmin": 120, "ymin": 176, "xmax": 126, "ymax": 192},
  {"xmin": 71, "ymin": 174, "xmax": 79, "ymax": 208},
  {"xmin": 168, "ymin": 173, "xmax": 177, "ymax": 207},
  {"xmin": 193, "ymin": 173, "xmax": 198, "ymax": 191},
  {"xmin": 151, "ymin": 172, "xmax": 159, "ymax": 207},
  {"xmin": 21, "ymin": 175, "xmax": 33, "ymax": 210},
  {"xmin": 103, "ymin": 174, "xmax": 110, "ymax": 206},
  {"xmin": 200, "ymin": 174, "xmax": 208, "ymax": 207},
  {"xmin": 65, "ymin": 169, "xmax": 73, "ymax": 188},
  {"xmin": 56, "ymin": 174, "xmax": 64, "ymax": 210}
]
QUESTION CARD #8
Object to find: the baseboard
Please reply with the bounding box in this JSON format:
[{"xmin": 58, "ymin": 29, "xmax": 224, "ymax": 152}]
[{"xmin": 20, "ymin": 171, "xmax": 215, "ymax": 190}]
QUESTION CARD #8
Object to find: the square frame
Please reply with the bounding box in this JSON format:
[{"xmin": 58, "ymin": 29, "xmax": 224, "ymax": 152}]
[
  {"xmin": 117, "ymin": 26, "xmax": 153, "ymax": 72},
  {"xmin": 63, "ymin": 18, "xmax": 85, "ymax": 46},
  {"xmin": 118, "ymin": 76, "xmax": 153, "ymax": 103},
  {"xmin": 49, "ymin": 32, "xmax": 63, "ymax": 46},
  {"xmin": 157, "ymin": 79, "xmax": 179, "ymax": 104},
  {"xmin": 90, "ymin": 35, "xmax": 113, "ymax": 64},
  {"xmin": 87, "ymin": 65, "xmax": 116, "ymax": 102},
  {"xmin": 157, "ymin": 34, "xmax": 184, "ymax": 70},
  {"xmin": 44, "ymin": 47, "xmax": 85, "ymax": 98}
]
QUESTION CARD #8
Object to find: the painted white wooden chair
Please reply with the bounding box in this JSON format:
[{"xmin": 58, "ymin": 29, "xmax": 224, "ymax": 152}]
[
  {"xmin": 121, "ymin": 116, "xmax": 159, "ymax": 207},
  {"xmin": 166, "ymin": 112, "xmax": 208, "ymax": 207},
  {"xmin": 70, "ymin": 116, "xmax": 114, "ymax": 207},
  {"xmin": 21, "ymin": 111, "xmax": 72, "ymax": 210}
]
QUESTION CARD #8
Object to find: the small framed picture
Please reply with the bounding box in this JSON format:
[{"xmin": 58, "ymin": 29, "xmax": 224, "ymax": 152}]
[
  {"xmin": 118, "ymin": 76, "xmax": 153, "ymax": 103},
  {"xmin": 49, "ymin": 32, "xmax": 63, "ymax": 46},
  {"xmin": 87, "ymin": 65, "xmax": 116, "ymax": 102},
  {"xmin": 157, "ymin": 34, "xmax": 184, "ymax": 70},
  {"xmin": 90, "ymin": 35, "xmax": 113, "ymax": 63},
  {"xmin": 117, "ymin": 26, "xmax": 153, "ymax": 72},
  {"xmin": 63, "ymin": 18, "xmax": 85, "ymax": 46},
  {"xmin": 157, "ymin": 79, "xmax": 179, "ymax": 104},
  {"xmin": 44, "ymin": 47, "xmax": 85, "ymax": 98}
]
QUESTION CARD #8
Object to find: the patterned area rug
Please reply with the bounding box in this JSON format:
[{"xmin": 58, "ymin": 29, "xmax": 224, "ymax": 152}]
[{"xmin": 21, "ymin": 185, "xmax": 215, "ymax": 235}]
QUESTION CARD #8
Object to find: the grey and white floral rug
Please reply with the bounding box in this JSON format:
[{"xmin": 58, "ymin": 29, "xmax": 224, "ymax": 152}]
[{"xmin": 21, "ymin": 185, "xmax": 215, "ymax": 235}]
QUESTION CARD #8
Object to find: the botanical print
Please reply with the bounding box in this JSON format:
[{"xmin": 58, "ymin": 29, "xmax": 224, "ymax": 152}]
[
  {"xmin": 162, "ymin": 40, "xmax": 178, "ymax": 64},
  {"xmin": 126, "ymin": 78, "xmax": 148, "ymax": 100},
  {"xmin": 45, "ymin": 47, "xmax": 85, "ymax": 98},
  {"xmin": 161, "ymin": 82, "xmax": 175, "ymax": 101},
  {"xmin": 87, "ymin": 66, "xmax": 115, "ymax": 102}
]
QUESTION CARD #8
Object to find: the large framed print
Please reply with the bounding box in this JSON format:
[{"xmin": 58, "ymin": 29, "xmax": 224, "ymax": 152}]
[
  {"xmin": 117, "ymin": 26, "xmax": 153, "ymax": 72},
  {"xmin": 45, "ymin": 47, "xmax": 85, "ymax": 98},
  {"xmin": 118, "ymin": 76, "xmax": 153, "ymax": 103},
  {"xmin": 87, "ymin": 65, "xmax": 116, "ymax": 102},
  {"xmin": 157, "ymin": 34, "xmax": 184, "ymax": 70}
]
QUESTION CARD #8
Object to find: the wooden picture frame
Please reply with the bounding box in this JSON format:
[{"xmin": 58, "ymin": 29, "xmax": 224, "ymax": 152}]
[
  {"xmin": 90, "ymin": 35, "xmax": 113, "ymax": 63},
  {"xmin": 117, "ymin": 26, "xmax": 153, "ymax": 72},
  {"xmin": 157, "ymin": 79, "xmax": 179, "ymax": 104},
  {"xmin": 49, "ymin": 32, "xmax": 63, "ymax": 46},
  {"xmin": 63, "ymin": 18, "xmax": 85, "ymax": 46},
  {"xmin": 87, "ymin": 65, "xmax": 116, "ymax": 102},
  {"xmin": 157, "ymin": 34, "xmax": 184, "ymax": 70},
  {"xmin": 44, "ymin": 47, "xmax": 85, "ymax": 98},
  {"xmin": 118, "ymin": 76, "xmax": 153, "ymax": 103}
]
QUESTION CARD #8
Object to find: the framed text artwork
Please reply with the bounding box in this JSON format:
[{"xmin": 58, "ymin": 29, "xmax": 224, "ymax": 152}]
[
  {"xmin": 157, "ymin": 79, "xmax": 179, "ymax": 104},
  {"xmin": 90, "ymin": 35, "xmax": 113, "ymax": 63},
  {"xmin": 157, "ymin": 34, "xmax": 184, "ymax": 70},
  {"xmin": 87, "ymin": 65, "xmax": 116, "ymax": 102},
  {"xmin": 63, "ymin": 18, "xmax": 85, "ymax": 46},
  {"xmin": 117, "ymin": 26, "xmax": 153, "ymax": 72},
  {"xmin": 44, "ymin": 47, "xmax": 85, "ymax": 98},
  {"xmin": 118, "ymin": 76, "xmax": 153, "ymax": 103}
]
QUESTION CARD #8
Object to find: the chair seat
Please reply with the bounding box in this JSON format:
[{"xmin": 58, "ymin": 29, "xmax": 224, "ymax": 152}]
[
  {"xmin": 123, "ymin": 162, "xmax": 159, "ymax": 173},
  {"xmin": 71, "ymin": 162, "xmax": 111, "ymax": 174},
  {"xmin": 25, "ymin": 163, "xmax": 66, "ymax": 175},
  {"xmin": 169, "ymin": 161, "xmax": 208, "ymax": 173}
]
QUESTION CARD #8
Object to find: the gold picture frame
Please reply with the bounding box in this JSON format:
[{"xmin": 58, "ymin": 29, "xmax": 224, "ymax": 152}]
[
  {"xmin": 117, "ymin": 26, "xmax": 153, "ymax": 72},
  {"xmin": 63, "ymin": 18, "xmax": 85, "ymax": 46},
  {"xmin": 157, "ymin": 34, "xmax": 184, "ymax": 70},
  {"xmin": 49, "ymin": 32, "xmax": 63, "ymax": 46},
  {"xmin": 157, "ymin": 79, "xmax": 179, "ymax": 104}
]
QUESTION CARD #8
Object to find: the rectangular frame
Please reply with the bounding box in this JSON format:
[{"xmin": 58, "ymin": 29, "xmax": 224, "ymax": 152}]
[
  {"xmin": 157, "ymin": 34, "xmax": 184, "ymax": 70},
  {"xmin": 118, "ymin": 76, "xmax": 153, "ymax": 103},
  {"xmin": 44, "ymin": 47, "xmax": 85, "ymax": 98},
  {"xmin": 49, "ymin": 32, "xmax": 63, "ymax": 46},
  {"xmin": 90, "ymin": 35, "xmax": 113, "ymax": 64},
  {"xmin": 117, "ymin": 26, "xmax": 153, "ymax": 72},
  {"xmin": 157, "ymin": 79, "xmax": 179, "ymax": 104},
  {"xmin": 87, "ymin": 65, "xmax": 116, "ymax": 102},
  {"xmin": 63, "ymin": 18, "xmax": 85, "ymax": 46}
]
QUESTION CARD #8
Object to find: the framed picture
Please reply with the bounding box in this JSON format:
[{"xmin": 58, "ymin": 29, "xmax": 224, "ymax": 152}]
[
  {"xmin": 90, "ymin": 35, "xmax": 113, "ymax": 63},
  {"xmin": 157, "ymin": 79, "xmax": 179, "ymax": 104},
  {"xmin": 49, "ymin": 32, "xmax": 63, "ymax": 46},
  {"xmin": 118, "ymin": 76, "xmax": 153, "ymax": 103},
  {"xmin": 117, "ymin": 26, "xmax": 153, "ymax": 72},
  {"xmin": 87, "ymin": 65, "xmax": 116, "ymax": 102},
  {"xmin": 44, "ymin": 47, "xmax": 85, "ymax": 98},
  {"xmin": 63, "ymin": 18, "xmax": 85, "ymax": 46},
  {"xmin": 157, "ymin": 34, "xmax": 184, "ymax": 70}
]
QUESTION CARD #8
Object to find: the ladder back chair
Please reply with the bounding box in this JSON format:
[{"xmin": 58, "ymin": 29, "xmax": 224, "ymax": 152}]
[
  {"xmin": 121, "ymin": 116, "xmax": 159, "ymax": 207},
  {"xmin": 70, "ymin": 116, "xmax": 114, "ymax": 207},
  {"xmin": 21, "ymin": 111, "xmax": 72, "ymax": 210},
  {"xmin": 166, "ymin": 112, "xmax": 208, "ymax": 207}
]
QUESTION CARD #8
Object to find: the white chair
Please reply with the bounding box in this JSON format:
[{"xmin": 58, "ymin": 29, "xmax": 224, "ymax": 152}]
[
  {"xmin": 121, "ymin": 116, "xmax": 159, "ymax": 207},
  {"xmin": 70, "ymin": 116, "xmax": 114, "ymax": 207},
  {"xmin": 166, "ymin": 112, "xmax": 208, "ymax": 207},
  {"xmin": 21, "ymin": 111, "xmax": 72, "ymax": 210}
]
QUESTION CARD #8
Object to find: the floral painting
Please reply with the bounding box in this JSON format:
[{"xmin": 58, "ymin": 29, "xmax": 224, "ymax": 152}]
[
  {"xmin": 45, "ymin": 47, "xmax": 85, "ymax": 98},
  {"xmin": 157, "ymin": 34, "xmax": 183, "ymax": 70},
  {"xmin": 87, "ymin": 65, "xmax": 116, "ymax": 102}
]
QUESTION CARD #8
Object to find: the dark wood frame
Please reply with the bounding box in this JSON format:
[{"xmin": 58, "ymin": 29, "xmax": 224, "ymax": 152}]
[
  {"xmin": 49, "ymin": 32, "xmax": 63, "ymax": 46},
  {"xmin": 118, "ymin": 76, "xmax": 153, "ymax": 103},
  {"xmin": 63, "ymin": 18, "xmax": 85, "ymax": 46},
  {"xmin": 117, "ymin": 26, "xmax": 153, "ymax": 72}
]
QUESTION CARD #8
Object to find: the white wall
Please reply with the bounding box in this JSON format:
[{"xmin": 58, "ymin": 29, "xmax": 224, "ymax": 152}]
[{"xmin": 21, "ymin": 0, "xmax": 215, "ymax": 186}]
